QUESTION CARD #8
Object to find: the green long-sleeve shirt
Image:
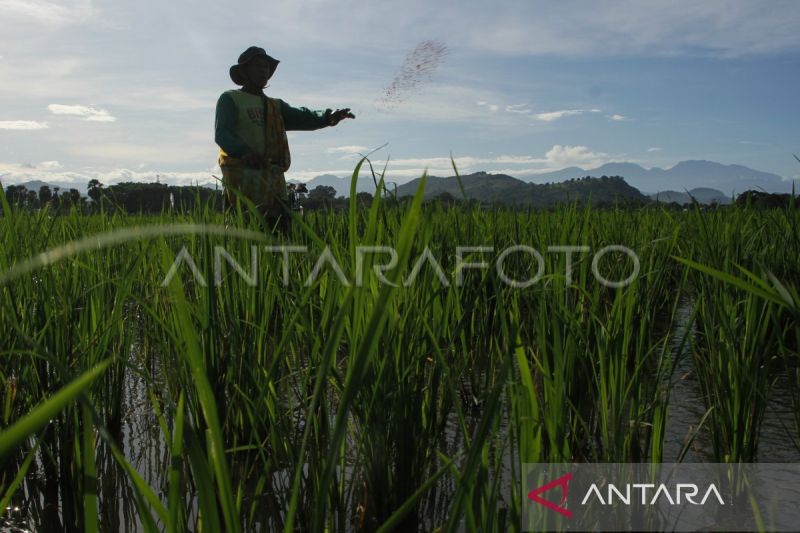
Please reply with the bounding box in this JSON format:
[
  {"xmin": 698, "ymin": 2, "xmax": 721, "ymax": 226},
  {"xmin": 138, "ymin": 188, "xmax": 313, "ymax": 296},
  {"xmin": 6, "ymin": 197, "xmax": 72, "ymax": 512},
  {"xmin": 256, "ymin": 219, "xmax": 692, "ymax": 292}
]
[{"xmin": 214, "ymin": 90, "xmax": 330, "ymax": 160}]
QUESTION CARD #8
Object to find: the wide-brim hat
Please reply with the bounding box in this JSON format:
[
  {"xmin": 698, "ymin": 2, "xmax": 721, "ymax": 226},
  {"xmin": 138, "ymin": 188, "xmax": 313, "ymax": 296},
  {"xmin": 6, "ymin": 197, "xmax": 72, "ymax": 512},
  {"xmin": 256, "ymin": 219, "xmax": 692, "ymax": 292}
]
[{"xmin": 229, "ymin": 46, "xmax": 280, "ymax": 86}]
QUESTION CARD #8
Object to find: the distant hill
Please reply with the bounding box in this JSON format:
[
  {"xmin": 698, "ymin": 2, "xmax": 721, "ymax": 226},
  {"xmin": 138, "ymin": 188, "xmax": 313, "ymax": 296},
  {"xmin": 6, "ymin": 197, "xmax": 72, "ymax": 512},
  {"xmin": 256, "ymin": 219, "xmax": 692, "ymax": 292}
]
[
  {"xmin": 650, "ymin": 188, "xmax": 732, "ymax": 205},
  {"xmin": 10, "ymin": 180, "xmax": 88, "ymax": 196},
  {"xmin": 396, "ymin": 172, "xmax": 523, "ymax": 203},
  {"xmin": 395, "ymin": 172, "xmax": 647, "ymax": 206},
  {"xmin": 288, "ymin": 174, "xmax": 378, "ymax": 198},
  {"xmin": 529, "ymin": 160, "xmax": 790, "ymax": 194},
  {"xmin": 17, "ymin": 180, "xmax": 60, "ymax": 191}
]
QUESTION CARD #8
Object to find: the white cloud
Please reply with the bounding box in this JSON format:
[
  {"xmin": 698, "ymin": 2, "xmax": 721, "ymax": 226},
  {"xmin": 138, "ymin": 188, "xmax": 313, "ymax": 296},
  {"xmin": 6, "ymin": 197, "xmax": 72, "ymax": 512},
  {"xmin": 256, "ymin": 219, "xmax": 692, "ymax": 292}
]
[
  {"xmin": 373, "ymin": 155, "xmax": 546, "ymax": 168},
  {"xmin": 478, "ymin": 102, "xmax": 535, "ymax": 115},
  {"xmin": 289, "ymin": 145, "xmax": 615, "ymax": 179},
  {"xmin": 0, "ymin": 162, "xmax": 219, "ymax": 188},
  {"xmin": 647, "ymin": 147, "xmax": 662, "ymax": 152},
  {"xmin": 47, "ymin": 104, "xmax": 116, "ymax": 122},
  {"xmin": 39, "ymin": 160, "xmax": 62, "ymax": 170},
  {"xmin": 535, "ymin": 109, "xmax": 600, "ymax": 122},
  {"xmin": 505, "ymin": 104, "xmax": 532, "ymax": 115},
  {"xmin": 544, "ymin": 145, "xmax": 609, "ymax": 167},
  {"xmin": 326, "ymin": 145, "xmax": 369, "ymax": 155},
  {"xmin": 476, "ymin": 101, "xmax": 500, "ymax": 112},
  {"xmin": 0, "ymin": 120, "xmax": 49, "ymax": 130},
  {"xmin": 86, "ymin": 115, "xmax": 116, "ymax": 123},
  {"xmin": 609, "ymin": 114, "xmax": 627, "ymax": 121},
  {"xmin": 18, "ymin": 160, "xmax": 63, "ymax": 170}
]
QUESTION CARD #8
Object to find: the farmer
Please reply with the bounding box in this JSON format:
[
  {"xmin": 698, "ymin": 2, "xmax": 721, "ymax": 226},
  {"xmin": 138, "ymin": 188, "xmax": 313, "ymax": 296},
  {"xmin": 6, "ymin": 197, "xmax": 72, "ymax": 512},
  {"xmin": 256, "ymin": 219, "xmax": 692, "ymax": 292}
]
[{"xmin": 215, "ymin": 46, "xmax": 355, "ymax": 234}]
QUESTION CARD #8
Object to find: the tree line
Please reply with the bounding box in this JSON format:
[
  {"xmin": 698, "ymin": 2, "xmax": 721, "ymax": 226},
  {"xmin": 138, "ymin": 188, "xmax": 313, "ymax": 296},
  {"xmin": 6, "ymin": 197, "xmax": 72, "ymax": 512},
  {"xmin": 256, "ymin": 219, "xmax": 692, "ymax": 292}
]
[
  {"xmin": 1, "ymin": 180, "xmax": 380, "ymax": 214},
  {"xmin": 2, "ymin": 179, "xmax": 796, "ymax": 214}
]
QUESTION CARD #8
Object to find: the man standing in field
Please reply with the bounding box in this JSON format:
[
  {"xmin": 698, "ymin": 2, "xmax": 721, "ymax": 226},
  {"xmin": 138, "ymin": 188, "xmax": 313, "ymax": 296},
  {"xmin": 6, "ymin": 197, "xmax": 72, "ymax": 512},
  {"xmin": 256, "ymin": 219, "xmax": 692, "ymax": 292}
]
[{"xmin": 215, "ymin": 46, "xmax": 355, "ymax": 234}]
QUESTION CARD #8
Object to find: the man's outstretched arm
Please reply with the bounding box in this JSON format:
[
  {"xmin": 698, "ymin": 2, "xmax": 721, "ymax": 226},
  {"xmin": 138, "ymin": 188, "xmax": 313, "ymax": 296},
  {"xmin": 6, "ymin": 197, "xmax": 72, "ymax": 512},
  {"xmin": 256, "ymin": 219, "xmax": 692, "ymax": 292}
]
[{"xmin": 279, "ymin": 99, "xmax": 355, "ymax": 131}]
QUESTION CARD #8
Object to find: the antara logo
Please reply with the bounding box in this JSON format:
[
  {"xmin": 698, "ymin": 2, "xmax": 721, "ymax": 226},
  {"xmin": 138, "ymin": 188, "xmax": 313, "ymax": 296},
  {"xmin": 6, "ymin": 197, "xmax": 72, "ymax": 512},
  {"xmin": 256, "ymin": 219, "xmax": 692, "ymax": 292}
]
[
  {"xmin": 581, "ymin": 483, "xmax": 725, "ymax": 506},
  {"xmin": 527, "ymin": 472, "xmax": 573, "ymax": 518},
  {"xmin": 528, "ymin": 473, "xmax": 726, "ymax": 519}
]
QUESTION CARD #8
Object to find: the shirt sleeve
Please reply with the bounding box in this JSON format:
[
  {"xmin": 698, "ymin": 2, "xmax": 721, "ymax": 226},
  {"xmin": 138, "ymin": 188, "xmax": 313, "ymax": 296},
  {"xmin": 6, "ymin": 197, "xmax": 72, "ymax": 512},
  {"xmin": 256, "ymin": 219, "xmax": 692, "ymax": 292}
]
[
  {"xmin": 214, "ymin": 92, "xmax": 252, "ymax": 157},
  {"xmin": 278, "ymin": 99, "xmax": 330, "ymax": 131}
]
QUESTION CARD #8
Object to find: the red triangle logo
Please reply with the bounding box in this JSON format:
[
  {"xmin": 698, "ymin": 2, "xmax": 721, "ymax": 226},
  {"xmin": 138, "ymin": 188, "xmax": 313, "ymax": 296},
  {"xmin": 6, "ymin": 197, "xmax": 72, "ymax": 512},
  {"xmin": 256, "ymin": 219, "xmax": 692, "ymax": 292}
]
[{"xmin": 527, "ymin": 472, "xmax": 573, "ymax": 519}]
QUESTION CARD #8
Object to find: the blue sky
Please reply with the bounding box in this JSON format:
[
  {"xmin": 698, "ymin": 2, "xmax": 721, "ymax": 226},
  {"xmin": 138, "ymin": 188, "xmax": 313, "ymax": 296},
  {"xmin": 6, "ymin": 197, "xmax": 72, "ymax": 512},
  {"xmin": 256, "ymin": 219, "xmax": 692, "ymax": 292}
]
[{"xmin": 1, "ymin": 0, "xmax": 799, "ymax": 190}]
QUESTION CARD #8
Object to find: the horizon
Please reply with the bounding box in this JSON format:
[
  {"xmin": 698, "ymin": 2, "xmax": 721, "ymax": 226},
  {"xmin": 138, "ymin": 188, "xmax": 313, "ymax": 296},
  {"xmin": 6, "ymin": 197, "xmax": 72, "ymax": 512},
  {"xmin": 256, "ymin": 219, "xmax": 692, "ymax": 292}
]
[
  {"xmin": 1, "ymin": 1, "xmax": 799, "ymax": 190},
  {"xmin": 5, "ymin": 159, "xmax": 791, "ymax": 199}
]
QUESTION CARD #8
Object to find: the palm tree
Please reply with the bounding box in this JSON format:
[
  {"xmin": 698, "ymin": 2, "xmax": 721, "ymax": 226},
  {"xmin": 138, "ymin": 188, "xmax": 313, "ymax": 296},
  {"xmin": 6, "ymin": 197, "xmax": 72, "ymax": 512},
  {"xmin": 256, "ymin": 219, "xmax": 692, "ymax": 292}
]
[{"xmin": 87, "ymin": 179, "xmax": 104, "ymax": 203}]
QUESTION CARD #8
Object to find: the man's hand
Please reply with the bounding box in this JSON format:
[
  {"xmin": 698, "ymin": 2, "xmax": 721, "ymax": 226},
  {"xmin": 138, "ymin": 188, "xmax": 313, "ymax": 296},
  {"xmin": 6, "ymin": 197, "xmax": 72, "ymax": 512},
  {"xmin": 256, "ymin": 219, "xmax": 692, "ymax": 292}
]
[{"xmin": 325, "ymin": 108, "xmax": 356, "ymax": 127}]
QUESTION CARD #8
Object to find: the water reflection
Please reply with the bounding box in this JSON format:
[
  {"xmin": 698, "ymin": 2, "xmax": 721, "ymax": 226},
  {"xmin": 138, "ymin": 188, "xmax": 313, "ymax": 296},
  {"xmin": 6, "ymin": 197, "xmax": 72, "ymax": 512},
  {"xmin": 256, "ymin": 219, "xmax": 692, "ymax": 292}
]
[{"xmin": 664, "ymin": 299, "xmax": 800, "ymax": 462}]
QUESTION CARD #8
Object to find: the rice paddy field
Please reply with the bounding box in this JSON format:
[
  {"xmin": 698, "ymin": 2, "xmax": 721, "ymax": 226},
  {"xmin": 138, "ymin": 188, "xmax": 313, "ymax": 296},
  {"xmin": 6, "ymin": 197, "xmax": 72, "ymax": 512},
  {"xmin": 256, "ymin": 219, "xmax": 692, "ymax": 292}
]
[{"xmin": 0, "ymin": 173, "xmax": 799, "ymax": 532}]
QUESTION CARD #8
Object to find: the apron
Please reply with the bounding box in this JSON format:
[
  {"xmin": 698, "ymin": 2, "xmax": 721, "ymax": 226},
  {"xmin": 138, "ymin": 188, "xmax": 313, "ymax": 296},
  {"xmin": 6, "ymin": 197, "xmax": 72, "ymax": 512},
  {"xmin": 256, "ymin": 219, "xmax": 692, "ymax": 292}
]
[{"xmin": 220, "ymin": 93, "xmax": 290, "ymax": 223}]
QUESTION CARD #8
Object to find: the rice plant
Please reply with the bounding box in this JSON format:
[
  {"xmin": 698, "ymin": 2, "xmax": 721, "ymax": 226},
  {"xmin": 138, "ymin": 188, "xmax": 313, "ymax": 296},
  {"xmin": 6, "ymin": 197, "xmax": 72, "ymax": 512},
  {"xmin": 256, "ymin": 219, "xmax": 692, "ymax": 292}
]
[{"xmin": 0, "ymin": 168, "xmax": 797, "ymax": 531}]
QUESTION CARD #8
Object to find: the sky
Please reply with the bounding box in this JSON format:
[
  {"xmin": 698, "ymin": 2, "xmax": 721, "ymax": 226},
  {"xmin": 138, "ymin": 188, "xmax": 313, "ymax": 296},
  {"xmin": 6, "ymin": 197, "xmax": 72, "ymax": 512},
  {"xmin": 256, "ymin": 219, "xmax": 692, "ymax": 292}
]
[{"xmin": 1, "ymin": 0, "xmax": 799, "ymax": 191}]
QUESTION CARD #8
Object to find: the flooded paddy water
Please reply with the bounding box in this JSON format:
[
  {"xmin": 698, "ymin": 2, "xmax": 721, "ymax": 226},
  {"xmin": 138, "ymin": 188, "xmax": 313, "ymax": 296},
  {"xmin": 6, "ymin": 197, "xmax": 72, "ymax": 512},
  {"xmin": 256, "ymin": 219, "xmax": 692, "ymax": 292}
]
[{"xmin": 4, "ymin": 299, "xmax": 798, "ymax": 532}]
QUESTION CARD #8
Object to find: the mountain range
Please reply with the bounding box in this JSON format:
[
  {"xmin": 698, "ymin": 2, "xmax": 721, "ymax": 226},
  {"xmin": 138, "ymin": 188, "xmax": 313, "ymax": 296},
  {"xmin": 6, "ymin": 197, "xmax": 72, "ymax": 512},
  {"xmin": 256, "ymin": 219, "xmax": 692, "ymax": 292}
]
[
  {"xmin": 526, "ymin": 160, "xmax": 790, "ymax": 195},
  {"xmin": 289, "ymin": 160, "xmax": 791, "ymax": 199}
]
